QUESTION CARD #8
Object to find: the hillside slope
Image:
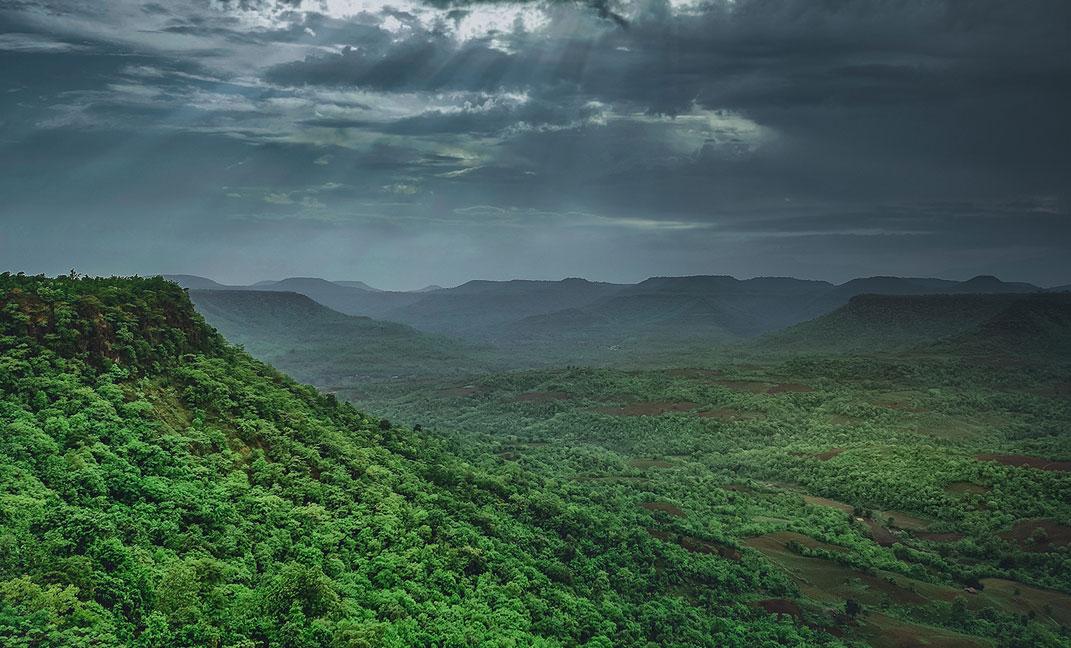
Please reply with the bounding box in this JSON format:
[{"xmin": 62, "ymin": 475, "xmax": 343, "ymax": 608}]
[
  {"xmin": 188, "ymin": 289, "xmax": 487, "ymax": 386},
  {"xmin": 0, "ymin": 274, "xmax": 825, "ymax": 647},
  {"xmin": 760, "ymin": 293, "xmax": 1071, "ymax": 357}
]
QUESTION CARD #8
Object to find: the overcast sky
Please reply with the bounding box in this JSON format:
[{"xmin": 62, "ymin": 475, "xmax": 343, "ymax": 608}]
[{"xmin": 1, "ymin": 0, "xmax": 1069, "ymax": 289}]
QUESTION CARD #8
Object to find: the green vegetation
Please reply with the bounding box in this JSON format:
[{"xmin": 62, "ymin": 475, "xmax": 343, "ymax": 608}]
[
  {"xmin": 0, "ymin": 274, "xmax": 836, "ymax": 647},
  {"xmin": 3, "ymin": 273, "xmax": 1069, "ymax": 647},
  {"xmin": 360, "ymin": 358, "xmax": 1071, "ymax": 647}
]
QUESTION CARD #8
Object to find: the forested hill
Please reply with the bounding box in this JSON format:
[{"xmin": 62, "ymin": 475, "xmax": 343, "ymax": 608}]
[
  {"xmin": 188, "ymin": 289, "xmax": 489, "ymax": 386},
  {"xmin": 758, "ymin": 293, "xmax": 1071, "ymax": 357},
  {"xmin": 0, "ymin": 274, "xmax": 827, "ymax": 647}
]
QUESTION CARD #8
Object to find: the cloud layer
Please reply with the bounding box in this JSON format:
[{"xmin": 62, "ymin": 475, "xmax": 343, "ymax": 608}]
[{"xmin": 1, "ymin": 0, "xmax": 1069, "ymax": 288}]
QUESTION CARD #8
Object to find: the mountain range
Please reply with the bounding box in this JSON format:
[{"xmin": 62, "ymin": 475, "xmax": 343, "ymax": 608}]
[{"xmin": 168, "ymin": 273, "xmax": 1052, "ymax": 351}]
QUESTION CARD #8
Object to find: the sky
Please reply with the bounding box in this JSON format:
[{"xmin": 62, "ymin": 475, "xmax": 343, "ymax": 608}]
[{"xmin": 1, "ymin": 0, "xmax": 1069, "ymax": 290}]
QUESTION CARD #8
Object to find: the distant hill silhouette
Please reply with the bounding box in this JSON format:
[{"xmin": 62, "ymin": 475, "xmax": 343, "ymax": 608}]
[
  {"xmin": 169, "ymin": 273, "xmax": 1043, "ymax": 351},
  {"xmin": 188, "ymin": 289, "xmax": 486, "ymax": 385},
  {"xmin": 762, "ymin": 293, "xmax": 1071, "ymax": 358}
]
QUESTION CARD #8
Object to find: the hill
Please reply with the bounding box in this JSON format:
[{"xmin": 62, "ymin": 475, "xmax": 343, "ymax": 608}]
[
  {"xmin": 161, "ymin": 274, "xmax": 231, "ymax": 290},
  {"xmin": 188, "ymin": 289, "xmax": 487, "ymax": 387},
  {"xmin": 938, "ymin": 294, "xmax": 1071, "ymax": 358},
  {"xmin": 333, "ymin": 280, "xmax": 382, "ymax": 291},
  {"xmin": 760, "ymin": 293, "xmax": 1071, "ymax": 357},
  {"xmin": 380, "ymin": 278, "xmax": 626, "ymax": 336},
  {"xmin": 168, "ymin": 273, "xmax": 1044, "ymax": 358},
  {"xmin": 0, "ymin": 274, "xmax": 827, "ymax": 646}
]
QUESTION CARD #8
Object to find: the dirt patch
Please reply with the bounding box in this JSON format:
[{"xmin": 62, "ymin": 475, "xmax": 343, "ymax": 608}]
[
  {"xmin": 879, "ymin": 510, "xmax": 930, "ymax": 531},
  {"xmin": 629, "ymin": 458, "xmax": 675, "ymax": 469},
  {"xmin": 998, "ymin": 518, "xmax": 1071, "ymax": 552},
  {"xmin": 754, "ymin": 598, "xmax": 802, "ymax": 619},
  {"xmin": 646, "ymin": 528, "xmax": 742, "ymax": 561},
  {"xmin": 979, "ymin": 578, "xmax": 1071, "ymax": 626},
  {"xmin": 856, "ymin": 612, "xmax": 989, "ymax": 648},
  {"xmin": 515, "ymin": 391, "xmax": 570, "ymax": 402},
  {"xmin": 698, "ymin": 408, "xmax": 765, "ymax": 421},
  {"xmin": 803, "ymin": 494, "xmax": 855, "ymax": 513},
  {"xmin": 597, "ymin": 401, "xmax": 698, "ymax": 416},
  {"xmin": 679, "ymin": 535, "xmax": 742, "ymax": 561},
  {"xmin": 864, "ymin": 519, "xmax": 897, "ymax": 546},
  {"xmin": 767, "ymin": 383, "xmax": 815, "ymax": 394},
  {"xmin": 976, "ymin": 453, "xmax": 1071, "ymax": 471},
  {"xmin": 645, "ymin": 527, "xmax": 672, "ymax": 542},
  {"xmin": 744, "ymin": 531, "xmax": 850, "ymax": 555},
  {"xmin": 945, "ymin": 481, "xmax": 990, "ymax": 495},
  {"xmin": 746, "ymin": 533, "xmax": 951, "ymax": 608},
  {"xmin": 640, "ymin": 502, "xmax": 685, "ymax": 517}
]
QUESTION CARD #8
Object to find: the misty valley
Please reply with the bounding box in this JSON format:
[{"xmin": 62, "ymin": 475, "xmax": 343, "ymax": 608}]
[{"xmin": 1, "ymin": 272, "xmax": 1068, "ymax": 647}]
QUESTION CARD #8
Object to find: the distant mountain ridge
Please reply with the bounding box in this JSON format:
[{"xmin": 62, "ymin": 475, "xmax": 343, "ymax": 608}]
[
  {"xmin": 188, "ymin": 289, "xmax": 488, "ymax": 386},
  {"xmin": 761, "ymin": 293, "xmax": 1071, "ymax": 357},
  {"xmin": 167, "ymin": 273, "xmax": 1045, "ymax": 351}
]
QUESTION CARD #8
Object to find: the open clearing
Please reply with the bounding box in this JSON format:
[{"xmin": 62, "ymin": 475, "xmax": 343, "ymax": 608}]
[{"xmin": 976, "ymin": 454, "xmax": 1071, "ymax": 471}]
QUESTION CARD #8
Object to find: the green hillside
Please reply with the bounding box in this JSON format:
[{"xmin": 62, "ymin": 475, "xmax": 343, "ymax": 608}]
[
  {"xmin": 759, "ymin": 293, "xmax": 1071, "ymax": 358},
  {"xmin": 938, "ymin": 294, "xmax": 1071, "ymax": 358},
  {"xmin": 760, "ymin": 294, "xmax": 1024, "ymax": 354},
  {"xmin": 0, "ymin": 274, "xmax": 831, "ymax": 647},
  {"xmin": 188, "ymin": 289, "xmax": 488, "ymax": 388}
]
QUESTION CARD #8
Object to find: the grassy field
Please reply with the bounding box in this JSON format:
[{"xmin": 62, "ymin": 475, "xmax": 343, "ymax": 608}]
[{"xmin": 357, "ymin": 355, "xmax": 1071, "ymax": 646}]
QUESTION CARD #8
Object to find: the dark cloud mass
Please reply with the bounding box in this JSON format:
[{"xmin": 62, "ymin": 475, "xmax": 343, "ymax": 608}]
[{"xmin": 0, "ymin": 0, "xmax": 1069, "ymax": 288}]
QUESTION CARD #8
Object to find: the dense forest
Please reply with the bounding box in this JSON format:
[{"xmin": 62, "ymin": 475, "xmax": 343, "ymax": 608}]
[
  {"xmin": 1, "ymin": 274, "xmax": 840, "ymax": 646},
  {"xmin": 1, "ymin": 274, "xmax": 1069, "ymax": 646}
]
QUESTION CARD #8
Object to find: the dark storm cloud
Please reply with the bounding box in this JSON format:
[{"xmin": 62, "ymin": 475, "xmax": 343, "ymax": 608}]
[{"xmin": 1, "ymin": 0, "xmax": 1069, "ymax": 287}]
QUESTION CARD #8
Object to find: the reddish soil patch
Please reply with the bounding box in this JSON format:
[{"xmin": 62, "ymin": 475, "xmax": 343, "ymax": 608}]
[
  {"xmin": 880, "ymin": 510, "xmax": 930, "ymax": 531},
  {"xmin": 864, "ymin": 519, "xmax": 897, "ymax": 546},
  {"xmin": 744, "ymin": 531, "xmax": 850, "ymax": 555},
  {"xmin": 767, "ymin": 383, "xmax": 815, "ymax": 394},
  {"xmin": 698, "ymin": 408, "xmax": 764, "ymax": 421},
  {"xmin": 645, "ymin": 527, "xmax": 672, "ymax": 542},
  {"xmin": 998, "ymin": 518, "xmax": 1071, "ymax": 552},
  {"xmin": 640, "ymin": 502, "xmax": 685, "ymax": 517},
  {"xmin": 678, "ymin": 536, "xmax": 742, "ymax": 561},
  {"xmin": 754, "ymin": 598, "xmax": 802, "ymax": 619},
  {"xmin": 976, "ymin": 453, "xmax": 1071, "ymax": 472},
  {"xmin": 597, "ymin": 401, "xmax": 698, "ymax": 416},
  {"xmin": 859, "ymin": 612, "xmax": 989, "ymax": 648},
  {"xmin": 629, "ymin": 458, "xmax": 674, "ymax": 469},
  {"xmin": 914, "ymin": 531, "xmax": 965, "ymax": 542},
  {"xmin": 803, "ymin": 494, "xmax": 855, "ymax": 513},
  {"xmin": 945, "ymin": 481, "xmax": 990, "ymax": 495},
  {"xmin": 515, "ymin": 391, "xmax": 570, "ymax": 402}
]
